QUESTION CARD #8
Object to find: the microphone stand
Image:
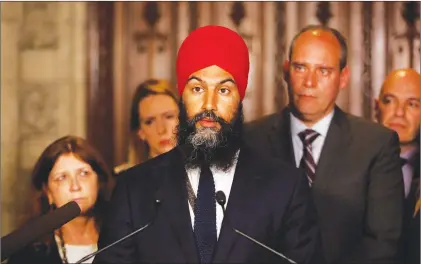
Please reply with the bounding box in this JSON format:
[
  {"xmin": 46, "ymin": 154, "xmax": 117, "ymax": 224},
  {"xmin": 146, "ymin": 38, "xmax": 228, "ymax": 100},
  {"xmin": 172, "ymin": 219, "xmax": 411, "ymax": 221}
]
[
  {"xmin": 75, "ymin": 194, "xmax": 162, "ymax": 264},
  {"xmin": 215, "ymin": 191, "xmax": 297, "ymax": 264},
  {"xmin": 74, "ymin": 223, "xmax": 151, "ymax": 264}
]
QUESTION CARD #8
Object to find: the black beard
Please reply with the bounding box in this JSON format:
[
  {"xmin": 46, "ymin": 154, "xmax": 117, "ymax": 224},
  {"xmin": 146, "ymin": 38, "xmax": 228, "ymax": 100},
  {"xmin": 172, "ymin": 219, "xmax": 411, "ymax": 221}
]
[{"xmin": 176, "ymin": 101, "xmax": 243, "ymax": 171}]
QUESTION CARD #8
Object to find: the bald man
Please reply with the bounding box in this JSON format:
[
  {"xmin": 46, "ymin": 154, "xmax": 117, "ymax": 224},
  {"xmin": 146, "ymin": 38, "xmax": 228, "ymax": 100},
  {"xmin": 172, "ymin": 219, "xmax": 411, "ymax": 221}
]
[
  {"xmin": 376, "ymin": 69, "xmax": 420, "ymax": 264},
  {"xmin": 245, "ymin": 25, "xmax": 404, "ymax": 264}
]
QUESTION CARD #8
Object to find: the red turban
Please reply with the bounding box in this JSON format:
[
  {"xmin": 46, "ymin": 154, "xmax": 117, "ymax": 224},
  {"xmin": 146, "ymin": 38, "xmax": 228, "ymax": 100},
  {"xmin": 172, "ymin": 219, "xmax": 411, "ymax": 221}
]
[{"xmin": 176, "ymin": 25, "xmax": 250, "ymax": 100}]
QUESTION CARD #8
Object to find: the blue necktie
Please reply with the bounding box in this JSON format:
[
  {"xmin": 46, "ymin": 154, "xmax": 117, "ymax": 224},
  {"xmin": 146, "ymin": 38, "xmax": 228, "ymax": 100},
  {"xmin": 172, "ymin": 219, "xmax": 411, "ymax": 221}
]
[{"xmin": 194, "ymin": 165, "xmax": 217, "ymax": 264}]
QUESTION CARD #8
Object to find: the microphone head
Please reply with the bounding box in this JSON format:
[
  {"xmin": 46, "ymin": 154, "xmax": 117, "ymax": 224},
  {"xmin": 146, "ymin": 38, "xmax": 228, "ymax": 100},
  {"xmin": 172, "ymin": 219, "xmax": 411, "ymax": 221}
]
[
  {"xmin": 1, "ymin": 201, "xmax": 81, "ymax": 261},
  {"xmin": 63, "ymin": 200, "xmax": 82, "ymax": 216},
  {"xmin": 215, "ymin": 191, "xmax": 226, "ymax": 206}
]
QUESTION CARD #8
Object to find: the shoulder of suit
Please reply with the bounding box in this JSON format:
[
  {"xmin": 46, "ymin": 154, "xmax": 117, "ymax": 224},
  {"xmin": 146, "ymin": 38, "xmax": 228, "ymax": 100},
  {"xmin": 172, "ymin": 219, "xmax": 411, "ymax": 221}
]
[
  {"xmin": 340, "ymin": 111, "xmax": 399, "ymax": 149},
  {"xmin": 116, "ymin": 149, "xmax": 174, "ymax": 185},
  {"xmin": 244, "ymin": 145, "xmax": 301, "ymax": 180},
  {"xmin": 345, "ymin": 113, "xmax": 395, "ymax": 136},
  {"xmin": 244, "ymin": 112, "xmax": 279, "ymax": 133}
]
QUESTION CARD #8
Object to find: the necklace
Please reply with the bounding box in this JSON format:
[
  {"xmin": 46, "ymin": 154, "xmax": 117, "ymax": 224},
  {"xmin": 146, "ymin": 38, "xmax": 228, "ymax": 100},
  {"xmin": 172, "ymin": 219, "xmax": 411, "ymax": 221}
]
[{"xmin": 57, "ymin": 228, "xmax": 69, "ymax": 264}]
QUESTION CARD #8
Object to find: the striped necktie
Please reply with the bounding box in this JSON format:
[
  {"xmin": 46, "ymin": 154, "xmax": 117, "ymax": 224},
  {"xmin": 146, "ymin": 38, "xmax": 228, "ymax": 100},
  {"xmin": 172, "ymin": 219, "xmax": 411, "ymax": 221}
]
[{"xmin": 299, "ymin": 129, "xmax": 320, "ymax": 186}]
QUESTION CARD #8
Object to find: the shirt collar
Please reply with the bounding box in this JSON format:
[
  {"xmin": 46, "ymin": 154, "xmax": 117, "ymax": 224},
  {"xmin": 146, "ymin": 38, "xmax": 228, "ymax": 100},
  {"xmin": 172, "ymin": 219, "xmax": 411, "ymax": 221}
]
[
  {"xmin": 186, "ymin": 150, "xmax": 240, "ymax": 174},
  {"xmin": 290, "ymin": 109, "xmax": 335, "ymax": 138},
  {"xmin": 401, "ymin": 145, "xmax": 420, "ymax": 160}
]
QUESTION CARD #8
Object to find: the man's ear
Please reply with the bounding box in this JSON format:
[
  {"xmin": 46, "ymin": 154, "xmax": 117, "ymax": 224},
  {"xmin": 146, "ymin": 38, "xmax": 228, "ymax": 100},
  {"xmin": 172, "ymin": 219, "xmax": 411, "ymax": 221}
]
[
  {"xmin": 283, "ymin": 60, "xmax": 290, "ymax": 83},
  {"xmin": 339, "ymin": 66, "xmax": 350, "ymax": 90}
]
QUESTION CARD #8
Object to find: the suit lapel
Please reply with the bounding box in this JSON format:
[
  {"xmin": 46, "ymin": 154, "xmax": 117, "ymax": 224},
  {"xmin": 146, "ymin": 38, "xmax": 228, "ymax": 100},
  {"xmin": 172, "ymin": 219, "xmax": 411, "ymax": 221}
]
[
  {"xmin": 161, "ymin": 147, "xmax": 199, "ymax": 263},
  {"xmin": 268, "ymin": 108, "xmax": 295, "ymax": 164},
  {"xmin": 212, "ymin": 145, "xmax": 261, "ymax": 263},
  {"xmin": 313, "ymin": 107, "xmax": 352, "ymax": 189},
  {"xmin": 269, "ymin": 106, "xmax": 352, "ymax": 190}
]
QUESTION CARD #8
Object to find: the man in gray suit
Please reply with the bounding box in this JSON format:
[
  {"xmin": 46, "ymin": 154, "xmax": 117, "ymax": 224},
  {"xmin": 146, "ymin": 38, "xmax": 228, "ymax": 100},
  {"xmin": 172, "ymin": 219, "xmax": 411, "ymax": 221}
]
[{"xmin": 245, "ymin": 25, "xmax": 404, "ymax": 264}]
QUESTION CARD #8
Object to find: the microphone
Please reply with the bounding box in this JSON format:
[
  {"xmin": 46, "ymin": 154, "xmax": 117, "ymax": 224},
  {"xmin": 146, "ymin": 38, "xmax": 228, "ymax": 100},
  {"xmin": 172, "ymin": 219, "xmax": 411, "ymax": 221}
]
[
  {"xmin": 215, "ymin": 191, "xmax": 297, "ymax": 264},
  {"xmin": 1, "ymin": 201, "xmax": 81, "ymax": 261},
  {"xmin": 74, "ymin": 191, "xmax": 163, "ymax": 264}
]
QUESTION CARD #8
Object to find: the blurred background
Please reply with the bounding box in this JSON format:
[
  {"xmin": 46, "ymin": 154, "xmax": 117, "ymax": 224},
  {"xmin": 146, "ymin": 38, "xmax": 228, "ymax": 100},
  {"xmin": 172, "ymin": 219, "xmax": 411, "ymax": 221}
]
[{"xmin": 1, "ymin": 1, "xmax": 420, "ymax": 235}]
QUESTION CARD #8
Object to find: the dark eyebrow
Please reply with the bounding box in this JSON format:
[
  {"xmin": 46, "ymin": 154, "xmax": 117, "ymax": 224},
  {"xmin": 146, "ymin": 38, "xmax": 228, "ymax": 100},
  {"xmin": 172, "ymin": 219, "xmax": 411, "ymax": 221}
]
[
  {"xmin": 381, "ymin": 93, "xmax": 396, "ymax": 98},
  {"xmin": 291, "ymin": 61, "xmax": 305, "ymax": 66},
  {"xmin": 381, "ymin": 93, "xmax": 420, "ymax": 102},
  {"xmin": 219, "ymin": 78, "xmax": 236, "ymax": 85},
  {"xmin": 141, "ymin": 116, "xmax": 156, "ymax": 122},
  {"xmin": 408, "ymin": 97, "xmax": 420, "ymax": 101},
  {"xmin": 291, "ymin": 61, "xmax": 335, "ymax": 70},
  {"xmin": 187, "ymin": 76, "xmax": 236, "ymax": 85},
  {"xmin": 186, "ymin": 76, "xmax": 202, "ymax": 83}
]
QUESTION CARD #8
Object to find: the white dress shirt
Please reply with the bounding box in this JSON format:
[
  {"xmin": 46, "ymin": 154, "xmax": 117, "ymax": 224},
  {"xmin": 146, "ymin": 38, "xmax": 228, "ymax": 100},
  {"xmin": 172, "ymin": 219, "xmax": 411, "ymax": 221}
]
[
  {"xmin": 290, "ymin": 111, "xmax": 335, "ymax": 167},
  {"xmin": 186, "ymin": 151, "xmax": 239, "ymax": 239}
]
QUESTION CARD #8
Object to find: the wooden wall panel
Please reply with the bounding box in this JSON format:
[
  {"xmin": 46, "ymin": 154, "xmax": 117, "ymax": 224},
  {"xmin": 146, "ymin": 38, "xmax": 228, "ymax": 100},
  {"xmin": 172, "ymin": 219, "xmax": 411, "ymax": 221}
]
[{"xmin": 87, "ymin": 2, "xmax": 114, "ymax": 167}]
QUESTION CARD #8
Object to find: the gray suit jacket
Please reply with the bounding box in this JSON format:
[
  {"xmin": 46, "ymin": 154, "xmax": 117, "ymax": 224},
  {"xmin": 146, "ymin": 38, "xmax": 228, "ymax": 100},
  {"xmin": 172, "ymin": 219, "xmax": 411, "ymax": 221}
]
[{"xmin": 244, "ymin": 106, "xmax": 404, "ymax": 264}]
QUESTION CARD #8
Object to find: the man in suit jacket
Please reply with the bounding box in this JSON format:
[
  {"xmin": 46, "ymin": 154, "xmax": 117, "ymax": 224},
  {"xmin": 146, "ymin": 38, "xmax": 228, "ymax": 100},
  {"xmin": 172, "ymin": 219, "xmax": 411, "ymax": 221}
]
[
  {"xmin": 375, "ymin": 69, "xmax": 420, "ymax": 264},
  {"xmin": 245, "ymin": 25, "xmax": 404, "ymax": 264},
  {"xmin": 94, "ymin": 25, "xmax": 322, "ymax": 264}
]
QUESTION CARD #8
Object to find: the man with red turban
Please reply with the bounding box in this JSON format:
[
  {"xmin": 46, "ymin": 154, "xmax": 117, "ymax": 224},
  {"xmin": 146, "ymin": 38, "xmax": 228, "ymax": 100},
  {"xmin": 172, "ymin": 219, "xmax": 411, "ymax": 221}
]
[{"xmin": 94, "ymin": 25, "xmax": 322, "ymax": 264}]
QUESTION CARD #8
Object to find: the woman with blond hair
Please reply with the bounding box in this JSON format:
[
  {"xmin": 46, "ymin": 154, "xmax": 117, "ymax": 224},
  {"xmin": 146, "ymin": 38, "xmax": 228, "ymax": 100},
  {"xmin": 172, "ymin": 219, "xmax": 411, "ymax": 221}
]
[{"xmin": 115, "ymin": 79, "xmax": 179, "ymax": 173}]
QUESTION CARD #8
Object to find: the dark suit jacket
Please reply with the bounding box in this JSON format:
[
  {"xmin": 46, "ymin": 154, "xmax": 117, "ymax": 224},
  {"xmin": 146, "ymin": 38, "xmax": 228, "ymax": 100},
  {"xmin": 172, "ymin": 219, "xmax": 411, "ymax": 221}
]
[
  {"xmin": 244, "ymin": 106, "xmax": 404, "ymax": 264},
  {"xmin": 93, "ymin": 144, "xmax": 323, "ymax": 264},
  {"xmin": 402, "ymin": 152, "xmax": 420, "ymax": 264},
  {"xmin": 7, "ymin": 234, "xmax": 62, "ymax": 264}
]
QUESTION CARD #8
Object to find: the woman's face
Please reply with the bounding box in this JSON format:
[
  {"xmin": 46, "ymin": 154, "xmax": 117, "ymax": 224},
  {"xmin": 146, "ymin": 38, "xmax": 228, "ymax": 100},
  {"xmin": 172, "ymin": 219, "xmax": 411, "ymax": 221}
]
[
  {"xmin": 137, "ymin": 94, "xmax": 179, "ymax": 158},
  {"xmin": 45, "ymin": 154, "xmax": 99, "ymax": 214}
]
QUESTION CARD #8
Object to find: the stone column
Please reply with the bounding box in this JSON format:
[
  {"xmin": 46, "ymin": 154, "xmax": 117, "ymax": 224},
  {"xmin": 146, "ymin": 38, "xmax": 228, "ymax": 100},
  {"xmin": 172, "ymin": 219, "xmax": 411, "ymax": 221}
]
[{"xmin": 1, "ymin": 2, "xmax": 88, "ymax": 235}]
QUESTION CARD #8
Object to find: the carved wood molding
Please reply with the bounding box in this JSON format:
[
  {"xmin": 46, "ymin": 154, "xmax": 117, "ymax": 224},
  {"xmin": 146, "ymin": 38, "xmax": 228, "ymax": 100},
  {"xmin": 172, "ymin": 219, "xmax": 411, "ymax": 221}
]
[
  {"xmin": 394, "ymin": 2, "xmax": 420, "ymax": 68},
  {"xmin": 316, "ymin": 2, "xmax": 333, "ymax": 26},
  {"xmin": 133, "ymin": 2, "xmax": 168, "ymax": 54},
  {"xmin": 188, "ymin": 1, "xmax": 198, "ymax": 32},
  {"xmin": 19, "ymin": 3, "xmax": 58, "ymax": 50},
  {"xmin": 230, "ymin": 2, "xmax": 246, "ymax": 28},
  {"xmin": 19, "ymin": 84, "xmax": 58, "ymax": 138},
  {"xmin": 230, "ymin": 2, "xmax": 253, "ymax": 51}
]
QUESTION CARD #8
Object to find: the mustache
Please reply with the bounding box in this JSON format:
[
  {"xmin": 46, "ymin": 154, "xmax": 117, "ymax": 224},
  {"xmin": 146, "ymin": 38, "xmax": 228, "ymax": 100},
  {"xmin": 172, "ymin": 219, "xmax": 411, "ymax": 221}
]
[{"xmin": 188, "ymin": 110, "xmax": 229, "ymax": 126}]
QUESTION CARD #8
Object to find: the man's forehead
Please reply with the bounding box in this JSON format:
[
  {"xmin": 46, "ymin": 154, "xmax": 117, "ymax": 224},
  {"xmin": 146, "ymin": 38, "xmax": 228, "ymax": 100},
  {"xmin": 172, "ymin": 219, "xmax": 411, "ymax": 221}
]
[
  {"xmin": 382, "ymin": 70, "xmax": 420, "ymax": 96},
  {"xmin": 382, "ymin": 86, "xmax": 420, "ymax": 98},
  {"xmin": 187, "ymin": 65, "xmax": 237, "ymax": 87},
  {"xmin": 295, "ymin": 30, "xmax": 340, "ymax": 49},
  {"xmin": 292, "ymin": 30, "xmax": 341, "ymax": 65},
  {"xmin": 189, "ymin": 65, "xmax": 233, "ymax": 77}
]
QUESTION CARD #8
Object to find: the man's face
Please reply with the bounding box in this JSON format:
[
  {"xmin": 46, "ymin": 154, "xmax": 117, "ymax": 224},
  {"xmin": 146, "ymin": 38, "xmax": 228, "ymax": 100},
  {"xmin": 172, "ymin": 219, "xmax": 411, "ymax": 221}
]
[
  {"xmin": 182, "ymin": 65, "xmax": 240, "ymax": 129},
  {"xmin": 177, "ymin": 65, "xmax": 243, "ymax": 170},
  {"xmin": 376, "ymin": 70, "xmax": 420, "ymax": 144},
  {"xmin": 181, "ymin": 65, "xmax": 240, "ymax": 148},
  {"xmin": 286, "ymin": 30, "xmax": 349, "ymax": 125}
]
